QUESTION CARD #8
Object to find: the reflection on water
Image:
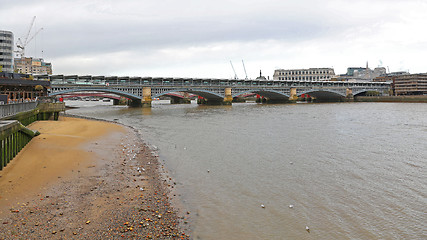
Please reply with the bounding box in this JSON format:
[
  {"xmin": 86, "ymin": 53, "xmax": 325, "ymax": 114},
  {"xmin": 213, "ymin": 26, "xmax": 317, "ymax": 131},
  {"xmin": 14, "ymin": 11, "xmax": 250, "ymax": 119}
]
[
  {"xmin": 66, "ymin": 100, "xmax": 427, "ymax": 239},
  {"xmin": 141, "ymin": 107, "xmax": 152, "ymax": 116}
]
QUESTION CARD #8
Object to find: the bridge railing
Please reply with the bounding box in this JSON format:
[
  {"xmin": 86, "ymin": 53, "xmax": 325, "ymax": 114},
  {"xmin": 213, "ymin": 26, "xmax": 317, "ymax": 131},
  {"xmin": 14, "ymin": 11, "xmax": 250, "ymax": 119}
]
[{"xmin": 0, "ymin": 101, "xmax": 38, "ymax": 119}]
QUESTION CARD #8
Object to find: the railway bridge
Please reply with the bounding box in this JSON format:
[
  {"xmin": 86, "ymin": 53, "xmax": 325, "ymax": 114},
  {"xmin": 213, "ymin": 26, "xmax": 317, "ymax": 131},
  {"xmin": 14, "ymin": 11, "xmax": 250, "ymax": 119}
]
[{"xmin": 34, "ymin": 75, "xmax": 391, "ymax": 107}]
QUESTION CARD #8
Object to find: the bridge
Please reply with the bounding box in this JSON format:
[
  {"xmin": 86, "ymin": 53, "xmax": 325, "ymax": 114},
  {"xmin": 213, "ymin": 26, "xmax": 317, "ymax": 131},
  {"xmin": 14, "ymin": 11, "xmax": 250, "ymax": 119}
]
[{"xmin": 34, "ymin": 75, "xmax": 391, "ymax": 107}]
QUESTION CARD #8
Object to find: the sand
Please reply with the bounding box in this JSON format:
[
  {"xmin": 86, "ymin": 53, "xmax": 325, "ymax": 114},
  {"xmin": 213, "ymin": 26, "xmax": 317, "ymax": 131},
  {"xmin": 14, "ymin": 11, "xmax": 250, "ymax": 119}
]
[{"xmin": 0, "ymin": 117, "xmax": 190, "ymax": 239}]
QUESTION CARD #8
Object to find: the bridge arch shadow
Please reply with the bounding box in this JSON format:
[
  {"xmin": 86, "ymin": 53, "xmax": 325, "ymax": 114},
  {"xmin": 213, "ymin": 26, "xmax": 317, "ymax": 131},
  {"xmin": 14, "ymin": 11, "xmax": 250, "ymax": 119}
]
[
  {"xmin": 153, "ymin": 89, "xmax": 224, "ymax": 100},
  {"xmin": 49, "ymin": 88, "xmax": 142, "ymax": 100},
  {"xmin": 233, "ymin": 90, "xmax": 290, "ymax": 99},
  {"xmin": 299, "ymin": 90, "xmax": 345, "ymax": 100},
  {"xmin": 352, "ymin": 89, "xmax": 381, "ymax": 96}
]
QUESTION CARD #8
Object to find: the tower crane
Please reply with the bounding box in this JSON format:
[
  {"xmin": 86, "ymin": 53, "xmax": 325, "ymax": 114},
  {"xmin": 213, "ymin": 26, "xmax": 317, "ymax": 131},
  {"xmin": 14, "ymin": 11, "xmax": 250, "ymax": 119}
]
[
  {"xmin": 230, "ymin": 60, "xmax": 238, "ymax": 79},
  {"xmin": 242, "ymin": 60, "xmax": 248, "ymax": 79},
  {"xmin": 16, "ymin": 16, "xmax": 44, "ymax": 58}
]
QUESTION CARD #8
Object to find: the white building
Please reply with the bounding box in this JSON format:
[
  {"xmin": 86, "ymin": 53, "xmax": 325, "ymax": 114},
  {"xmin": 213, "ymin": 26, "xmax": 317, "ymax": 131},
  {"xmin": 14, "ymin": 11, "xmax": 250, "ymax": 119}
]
[
  {"xmin": 0, "ymin": 30, "xmax": 14, "ymax": 73},
  {"xmin": 273, "ymin": 68, "xmax": 335, "ymax": 81}
]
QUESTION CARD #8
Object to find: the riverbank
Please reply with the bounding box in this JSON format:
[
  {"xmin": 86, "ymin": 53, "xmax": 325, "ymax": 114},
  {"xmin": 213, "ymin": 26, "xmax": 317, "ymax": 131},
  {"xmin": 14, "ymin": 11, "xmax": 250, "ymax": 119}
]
[
  {"xmin": 0, "ymin": 117, "xmax": 190, "ymax": 239},
  {"xmin": 355, "ymin": 95, "xmax": 427, "ymax": 102}
]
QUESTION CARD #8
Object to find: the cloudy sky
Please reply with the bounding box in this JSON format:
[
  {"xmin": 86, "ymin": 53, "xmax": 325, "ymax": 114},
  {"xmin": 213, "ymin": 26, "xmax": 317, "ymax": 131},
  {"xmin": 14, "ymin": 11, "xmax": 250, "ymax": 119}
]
[{"xmin": 1, "ymin": 0, "xmax": 426, "ymax": 78}]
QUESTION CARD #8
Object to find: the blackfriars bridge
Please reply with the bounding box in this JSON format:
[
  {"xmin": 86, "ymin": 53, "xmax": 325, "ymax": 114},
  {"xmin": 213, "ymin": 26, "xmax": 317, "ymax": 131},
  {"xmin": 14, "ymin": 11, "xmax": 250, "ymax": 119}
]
[{"xmin": 34, "ymin": 75, "xmax": 391, "ymax": 107}]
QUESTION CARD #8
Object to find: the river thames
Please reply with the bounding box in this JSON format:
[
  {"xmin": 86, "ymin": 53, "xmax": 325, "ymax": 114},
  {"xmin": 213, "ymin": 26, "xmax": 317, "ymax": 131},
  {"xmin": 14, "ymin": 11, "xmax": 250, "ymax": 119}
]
[{"xmin": 66, "ymin": 101, "xmax": 426, "ymax": 239}]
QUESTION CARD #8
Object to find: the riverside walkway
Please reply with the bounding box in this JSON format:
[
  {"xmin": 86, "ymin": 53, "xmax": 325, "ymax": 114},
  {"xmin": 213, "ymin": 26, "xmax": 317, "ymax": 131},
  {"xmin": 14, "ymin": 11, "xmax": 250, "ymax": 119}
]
[{"xmin": 34, "ymin": 75, "xmax": 391, "ymax": 107}]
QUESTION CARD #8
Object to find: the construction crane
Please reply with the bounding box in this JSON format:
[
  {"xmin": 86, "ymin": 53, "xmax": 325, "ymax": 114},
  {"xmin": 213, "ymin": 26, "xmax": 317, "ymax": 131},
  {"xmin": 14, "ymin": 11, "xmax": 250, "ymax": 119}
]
[
  {"xmin": 242, "ymin": 60, "xmax": 248, "ymax": 79},
  {"xmin": 16, "ymin": 16, "xmax": 43, "ymax": 58},
  {"xmin": 230, "ymin": 60, "xmax": 238, "ymax": 79}
]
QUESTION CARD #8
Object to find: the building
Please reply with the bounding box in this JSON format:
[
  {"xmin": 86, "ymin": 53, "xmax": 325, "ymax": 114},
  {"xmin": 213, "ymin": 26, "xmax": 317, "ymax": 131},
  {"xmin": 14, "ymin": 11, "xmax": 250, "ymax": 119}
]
[
  {"xmin": 14, "ymin": 57, "xmax": 52, "ymax": 75},
  {"xmin": 273, "ymin": 68, "xmax": 335, "ymax": 81},
  {"xmin": 393, "ymin": 73, "xmax": 427, "ymax": 96},
  {"xmin": 0, "ymin": 30, "xmax": 14, "ymax": 73},
  {"xmin": 374, "ymin": 72, "xmax": 410, "ymax": 95},
  {"xmin": 0, "ymin": 72, "xmax": 50, "ymax": 101},
  {"xmin": 339, "ymin": 63, "xmax": 386, "ymax": 82}
]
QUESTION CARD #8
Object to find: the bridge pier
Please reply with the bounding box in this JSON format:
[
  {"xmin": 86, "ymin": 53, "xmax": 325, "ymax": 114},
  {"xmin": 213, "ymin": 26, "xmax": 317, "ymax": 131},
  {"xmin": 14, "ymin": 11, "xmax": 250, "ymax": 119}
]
[
  {"xmin": 196, "ymin": 88, "xmax": 234, "ymax": 105},
  {"xmin": 223, "ymin": 88, "xmax": 233, "ymax": 105},
  {"xmin": 141, "ymin": 87, "xmax": 152, "ymax": 108},
  {"xmin": 113, "ymin": 99, "xmax": 120, "ymax": 105},
  {"xmin": 289, "ymin": 88, "xmax": 298, "ymax": 101},
  {"xmin": 346, "ymin": 88, "xmax": 354, "ymax": 100}
]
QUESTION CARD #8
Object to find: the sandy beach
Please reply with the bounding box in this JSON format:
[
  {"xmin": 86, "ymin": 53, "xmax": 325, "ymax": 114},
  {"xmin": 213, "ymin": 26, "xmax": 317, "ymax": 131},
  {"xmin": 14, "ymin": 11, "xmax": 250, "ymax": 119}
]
[{"xmin": 0, "ymin": 117, "xmax": 190, "ymax": 239}]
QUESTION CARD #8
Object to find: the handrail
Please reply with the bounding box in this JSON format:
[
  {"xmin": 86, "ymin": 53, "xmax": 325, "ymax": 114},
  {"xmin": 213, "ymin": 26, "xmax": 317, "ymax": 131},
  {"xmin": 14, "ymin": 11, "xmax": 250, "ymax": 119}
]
[{"xmin": 0, "ymin": 101, "xmax": 38, "ymax": 119}]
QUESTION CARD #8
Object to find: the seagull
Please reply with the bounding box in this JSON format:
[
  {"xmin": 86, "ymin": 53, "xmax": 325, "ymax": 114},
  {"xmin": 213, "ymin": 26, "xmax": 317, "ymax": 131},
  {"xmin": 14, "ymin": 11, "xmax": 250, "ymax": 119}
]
[
  {"xmin": 289, "ymin": 205, "xmax": 294, "ymax": 209},
  {"xmin": 305, "ymin": 226, "xmax": 310, "ymax": 232},
  {"xmin": 261, "ymin": 204, "xmax": 265, "ymax": 208}
]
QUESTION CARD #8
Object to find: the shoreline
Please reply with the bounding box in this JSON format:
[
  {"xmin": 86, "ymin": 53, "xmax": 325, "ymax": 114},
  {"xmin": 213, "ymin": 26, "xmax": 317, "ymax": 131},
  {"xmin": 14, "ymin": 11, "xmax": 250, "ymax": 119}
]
[{"xmin": 0, "ymin": 116, "xmax": 190, "ymax": 239}]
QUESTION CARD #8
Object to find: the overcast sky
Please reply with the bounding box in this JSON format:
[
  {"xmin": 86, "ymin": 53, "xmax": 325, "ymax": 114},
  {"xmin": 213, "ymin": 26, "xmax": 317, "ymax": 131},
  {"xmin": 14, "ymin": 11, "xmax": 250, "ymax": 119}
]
[{"xmin": 1, "ymin": 0, "xmax": 426, "ymax": 78}]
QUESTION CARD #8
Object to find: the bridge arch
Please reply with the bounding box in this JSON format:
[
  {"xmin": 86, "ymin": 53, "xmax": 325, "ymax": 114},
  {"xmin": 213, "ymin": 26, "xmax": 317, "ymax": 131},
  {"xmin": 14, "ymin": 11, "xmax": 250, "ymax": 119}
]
[
  {"xmin": 153, "ymin": 89, "xmax": 224, "ymax": 100},
  {"xmin": 233, "ymin": 89, "xmax": 290, "ymax": 99},
  {"xmin": 299, "ymin": 89, "xmax": 346, "ymax": 99},
  {"xmin": 60, "ymin": 93, "xmax": 121, "ymax": 100},
  {"xmin": 49, "ymin": 88, "xmax": 142, "ymax": 100},
  {"xmin": 352, "ymin": 89, "xmax": 382, "ymax": 96}
]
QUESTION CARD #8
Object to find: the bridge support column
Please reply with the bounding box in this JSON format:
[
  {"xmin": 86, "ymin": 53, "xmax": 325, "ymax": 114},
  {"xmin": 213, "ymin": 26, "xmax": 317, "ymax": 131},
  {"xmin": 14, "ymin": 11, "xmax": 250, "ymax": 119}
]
[
  {"xmin": 289, "ymin": 88, "xmax": 298, "ymax": 101},
  {"xmin": 346, "ymin": 88, "xmax": 354, "ymax": 99},
  {"xmin": 141, "ymin": 87, "xmax": 152, "ymax": 108},
  {"xmin": 113, "ymin": 99, "xmax": 120, "ymax": 105},
  {"xmin": 223, "ymin": 88, "xmax": 233, "ymax": 105}
]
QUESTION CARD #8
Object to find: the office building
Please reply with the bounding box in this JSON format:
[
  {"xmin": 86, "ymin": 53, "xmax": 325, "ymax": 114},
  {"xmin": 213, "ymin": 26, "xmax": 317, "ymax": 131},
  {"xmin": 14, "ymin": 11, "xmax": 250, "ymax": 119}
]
[
  {"xmin": 0, "ymin": 30, "xmax": 14, "ymax": 73},
  {"xmin": 273, "ymin": 68, "xmax": 335, "ymax": 81},
  {"xmin": 393, "ymin": 73, "xmax": 427, "ymax": 96},
  {"xmin": 339, "ymin": 63, "xmax": 386, "ymax": 82}
]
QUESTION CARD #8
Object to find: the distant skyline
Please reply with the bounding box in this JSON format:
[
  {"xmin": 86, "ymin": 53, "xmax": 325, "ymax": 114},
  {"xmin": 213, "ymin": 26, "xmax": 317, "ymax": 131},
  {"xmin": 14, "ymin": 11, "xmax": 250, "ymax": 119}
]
[{"xmin": 1, "ymin": 0, "xmax": 426, "ymax": 79}]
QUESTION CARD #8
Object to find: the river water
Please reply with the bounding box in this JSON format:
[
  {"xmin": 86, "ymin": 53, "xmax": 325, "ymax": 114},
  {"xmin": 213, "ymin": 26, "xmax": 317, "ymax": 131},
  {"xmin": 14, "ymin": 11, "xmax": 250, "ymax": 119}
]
[{"xmin": 66, "ymin": 100, "xmax": 426, "ymax": 239}]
